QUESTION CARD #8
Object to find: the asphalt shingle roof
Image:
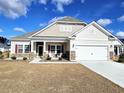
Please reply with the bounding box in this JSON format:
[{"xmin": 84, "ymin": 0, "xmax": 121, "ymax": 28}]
[
  {"xmin": 11, "ymin": 31, "xmax": 36, "ymax": 40},
  {"xmin": 57, "ymin": 16, "xmax": 82, "ymax": 22}
]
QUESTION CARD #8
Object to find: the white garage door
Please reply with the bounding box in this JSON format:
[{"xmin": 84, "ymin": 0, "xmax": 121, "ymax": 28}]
[{"xmin": 76, "ymin": 46, "xmax": 108, "ymax": 60}]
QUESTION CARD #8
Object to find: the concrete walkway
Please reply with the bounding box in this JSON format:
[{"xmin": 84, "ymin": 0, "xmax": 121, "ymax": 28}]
[
  {"xmin": 30, "ymin": 57, "xmax": 78, "ymax": 64},
  {"xmin": 30, "ymin": 57, "xmax": 41, "ymax": 63},
  {"xmin": 80, "ymin": 61, "xmax": 124, "ymax": 88}
]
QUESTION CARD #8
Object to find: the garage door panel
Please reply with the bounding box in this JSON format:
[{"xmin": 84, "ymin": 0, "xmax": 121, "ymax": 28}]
[{"xmin": 76, "ymin": 46, "xmax": 108, "ymax": 60}]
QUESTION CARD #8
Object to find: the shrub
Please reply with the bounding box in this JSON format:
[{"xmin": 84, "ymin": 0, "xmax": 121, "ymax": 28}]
[
  {"xmin": 0, "ymin": 51, "xmax": 3, "ymax": 59},
  {"xmin": 11, "ymin": 56, "xmax": 16, "ymax": 60},
  {"xmin": 0, "ymin": 55, "xmax": 3, "ymax": 59},
  {"xmin": 23, "ymin": 57, "xmax": 27, "ymax": 60},
  {"xmin": 5, "ymin": 51, "xmax": 10, "ymax": 58},
  {"xmin": 3, "ymin": 51, "xmax": 10, "ymax": 58},
  {"xmin": 118, "ymin": 53, "xmax": 124, "ymax": 62},
  {"xmin": 59, "ymin": 57, "xmax": 62, "ymax": 60},
  {"xmin": 0, "ymin": 51, "xmax": 2, "ymax": 55},
  {"xmin": 47, "ymin": 57, "xmax": 51, "ymax": 60}
]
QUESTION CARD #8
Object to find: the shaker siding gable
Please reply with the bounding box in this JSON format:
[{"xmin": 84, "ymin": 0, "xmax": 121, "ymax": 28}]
[
  {"xmin": 33, "ymin": 23, "xmax": 84, "ymax": 37},
  {"xmin": 75, "ymin": 24, "xmax": 108, "ymax": 40}
]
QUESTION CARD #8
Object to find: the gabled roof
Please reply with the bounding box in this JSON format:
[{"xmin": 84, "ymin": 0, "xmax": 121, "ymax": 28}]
[
  {"xmin": 70, "ymin": 21, "xmax": 123, "ymax": 45},
  {"xmin": 12, "ymin": 16, "xmax": 87, "ymax": 40},
  {"xmin": 11, "ymin": 31, "xmax": 36, "ymax": 40}
]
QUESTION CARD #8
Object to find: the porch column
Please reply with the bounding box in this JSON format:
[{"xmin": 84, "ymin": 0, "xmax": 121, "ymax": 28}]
[
  {"xmin": 43, "ymin": 41, "xmax": 47, "ymax": 60},
  {"xmin": 117, "ymin": 46, "xmax": 120, "ymax": 56},
  {"xmin": 122, "ymin": 47, "xmax": 124, "ymax": 54},
  {"xmin": 31, "ymin": 41, "xmax": 34, "ymax": 53},
  {"xmin": 43, "ymin": 41, "xmax": 46, "ymax": 52},
  {"xmin": 33, "ymin": 42, "xmax": 36, "ymax": 54}
]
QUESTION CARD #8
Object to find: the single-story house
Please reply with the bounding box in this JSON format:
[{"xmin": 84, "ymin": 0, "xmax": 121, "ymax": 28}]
[
  {"xmin": 0, "ymin": 43, "xmax": 10, "ymax": 52},
  {"xmin": 11, "ymin": 16, "xmax": 124, "ymax": 61}
]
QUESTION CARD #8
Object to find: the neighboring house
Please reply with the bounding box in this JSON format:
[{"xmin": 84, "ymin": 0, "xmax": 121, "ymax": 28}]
[
  {"xmin": 0, "ymin": 43, "xmax": 10, "ymax": 52},
  {"xmin": 11, "ymin": 16, "xmax": 124, "ymax": 61}
]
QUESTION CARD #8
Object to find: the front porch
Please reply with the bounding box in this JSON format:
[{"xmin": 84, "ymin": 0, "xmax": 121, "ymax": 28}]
[
  {"xmin": 112, "ymin": 45, "xmax": 124, "ymax": 61},
  {"xmin": 31, "ymin": 41, "xmax": 70, "ymax": 61}
]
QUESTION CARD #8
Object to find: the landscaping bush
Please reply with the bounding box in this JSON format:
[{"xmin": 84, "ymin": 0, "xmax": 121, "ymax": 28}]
[
  {"xmin": 11, "ymin": 56, "xmax": 16, "ymax": 60},
  {"xmin": 59, "ymin": 57, "xmax": 62, "ymax": 60},
  {"xmin": 118, "ymin": 53, "xmax": 124, "ymax": 62},
  {"xmin": 0, "ymin": 51, "xmax": 2, "ymax": 55},
  {"xmin": 47, "ymin": 57, "xmax": 51, "ymax": 60},
  {"xmin": 3, "ymin": 51, "xmax": 10, "ymax": 58},
  {"xmin": 46, "ymin": 54, "xmax": 51, "ymax": 60},
  {"xmin": 0, "ymin": 51, "xmax": 3, "ymax": 59},
  {"xmin": 0, "ymin": 55, "xmax": 3, "ymax": 59},
  {"xmin": 23, "ymin": 57, "xmax": 27, "ymax": 60}
]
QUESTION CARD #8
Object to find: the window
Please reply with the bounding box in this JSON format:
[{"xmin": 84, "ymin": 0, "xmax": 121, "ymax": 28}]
[
  {"xmin": 50, "ymin": 45, "xmax": 55, "ymax": 53},
  {"xmin": 17, "ymin": 45, "xmax": 23, "ymax": 53},
  {"xmin": 60, "ymin": 25, "xmax": 72, "ymax": 32},
  {"xmin": 25, "ymin": 45, "xmax": 30, "ymax": 53},
  {"xmin": 49, "ymin": 45, "xmax": 63, "ymax": 54},
  {"xmin": 57, "ymin": 45, "xmax": 62, "ymax": 54}
]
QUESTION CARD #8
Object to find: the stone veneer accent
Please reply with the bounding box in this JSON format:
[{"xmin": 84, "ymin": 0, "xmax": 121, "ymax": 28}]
[
  {"xmin": 109, "ymin": 51, "xmax": 114, "ymax": 59},
  {"xmin": 43, "ymin": 52, "xmax": 48, "ymax": 60},
  {"xmin": 70, "ymin": 51, "xmax": 76, "ymax": 61}
]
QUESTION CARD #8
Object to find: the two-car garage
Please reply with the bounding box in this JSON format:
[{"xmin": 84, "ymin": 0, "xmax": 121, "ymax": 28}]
[{"xmin": 76, "ymin": 45, "xmax": 108, "ymax": 61}]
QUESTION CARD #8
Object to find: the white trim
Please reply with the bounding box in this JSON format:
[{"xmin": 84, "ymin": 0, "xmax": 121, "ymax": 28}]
[{"xmin": 31, "ymin": 40, "xmax": 68, "ymax": 43}]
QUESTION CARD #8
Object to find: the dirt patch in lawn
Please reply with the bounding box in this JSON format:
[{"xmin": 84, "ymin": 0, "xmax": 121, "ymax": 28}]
[{"xmin": 0, "ymin": 61, "xmax": 123, "ymax": 93}]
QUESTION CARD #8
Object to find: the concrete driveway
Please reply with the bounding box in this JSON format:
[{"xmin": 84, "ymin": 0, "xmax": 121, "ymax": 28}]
[{"xmin": 80, "ymin": 61, "xmax": 124, "ymax": 88}]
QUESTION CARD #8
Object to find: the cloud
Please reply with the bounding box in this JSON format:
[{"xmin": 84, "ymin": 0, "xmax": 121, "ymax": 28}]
[
  {"xmin": 81, "ymin": 0, "xmax": 85, "ymax": 3},
  {"xmin": 117, "ymin": 15, "xmax": 124, "ymax": 22},
  {"xmin": 74, "ymin": 11, "xmax": 80, "ymax": 17},
  {"xmin": 13, "ymin": 27, "xmax": 26, "ymax": 33},
  {"xmin": 39, "ymin": 22, "xmax": 47, "ymax": 27},
  {"xmin": 97, "ymin": 18, "xmax": 112, "ymax": 26},
  {"xmin": 44, "ymin": 7, "xmax": 48, "ymax": 11},
  {"xmin": 108, "ymin": 29, "xmax": 114, "ymax": 33},
  {"xmin": 0, "ymin": 0, "xmax": 33, "ymax": 19},
  {"xmin": 0, "ymin": 0, "xmax": 84, "ymax": 19},
  {"xmin": 39, "ymin": 0, "xmax": 48, "ymax": 5},
  {"xmin": 52, "ymin": 0, "xmax": 73, "ymax": 12},
  {"xmin": 48, "ymin": 16, "xmax": 64, "ymax": 23},
  {"xmin": 116, "ymin": 31, "xmax": 124, "ymax": 38},
  {"xmin": 0, "ymin": 28, "xmax": 3, "ymax": 32},
  {"xmin": 40, "ymin": 16, "xmax": 64, "ymax": 27},
  {"xmin": 121, "ymin": 2, "xmax": 124, "ymax": 7}
]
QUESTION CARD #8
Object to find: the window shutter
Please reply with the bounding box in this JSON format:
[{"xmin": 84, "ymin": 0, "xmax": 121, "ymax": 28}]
[
  {"xmin": 48, "ymin": 45, "xmax": 50, "ymax": 52},
  {"xmin": 15, "ymin": 44, "xmax": 17, "ymax": 53}
]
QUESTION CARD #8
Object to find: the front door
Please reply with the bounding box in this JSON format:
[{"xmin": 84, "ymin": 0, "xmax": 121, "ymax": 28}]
[{"xmin": 38, "ymin": 45, "xmax": 43, "ymax": 56}]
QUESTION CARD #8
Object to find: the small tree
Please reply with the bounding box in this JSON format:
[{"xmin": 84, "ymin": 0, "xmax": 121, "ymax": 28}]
[{"xmin": 118, "ymin": 53, "xmax": 124, "ymax": 62}]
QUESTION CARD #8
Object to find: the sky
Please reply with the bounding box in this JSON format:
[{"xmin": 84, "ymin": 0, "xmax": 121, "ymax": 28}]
[{"xmin": 0, "ymin": 0, "xmax": 124, "ymax": 39}]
